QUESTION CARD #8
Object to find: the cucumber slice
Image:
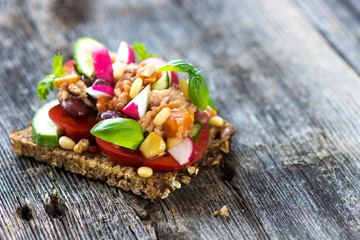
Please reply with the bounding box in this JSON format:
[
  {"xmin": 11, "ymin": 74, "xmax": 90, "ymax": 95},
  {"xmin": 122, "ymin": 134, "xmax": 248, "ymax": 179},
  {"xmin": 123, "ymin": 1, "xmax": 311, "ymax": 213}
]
[
  {"xmin": 32, "ymin": 99, "xmax": 60, "ymax": 147},
  {"xmin": 73, "ymin": 37, "xmax": 103, "ymax": 78},
  {"xmin": 152, "ymin": 71, "xmax": 170, "ymax": 90},
  {"xmin": 188, "ymin": 122, "xmax": 202, "ymax": 142}
]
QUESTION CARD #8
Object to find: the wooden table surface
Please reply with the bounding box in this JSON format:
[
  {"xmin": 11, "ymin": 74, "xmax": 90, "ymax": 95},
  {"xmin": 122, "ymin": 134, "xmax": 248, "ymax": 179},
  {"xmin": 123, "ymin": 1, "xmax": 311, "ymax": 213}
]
[{"xmin": 2, "ymin": 0, "xmax": 360, "ymax": 239}]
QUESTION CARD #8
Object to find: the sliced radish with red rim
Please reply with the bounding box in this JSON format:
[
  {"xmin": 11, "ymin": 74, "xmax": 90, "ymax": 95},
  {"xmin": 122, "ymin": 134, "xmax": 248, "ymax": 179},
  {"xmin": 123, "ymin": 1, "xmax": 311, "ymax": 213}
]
[
  {"xmin": 115, "ymin": 41, "xmax": 136, "ymax": 64},
  {"xmin": 168, "ymin": 136, "xmax": 195, "ymax": 165},
  {"xmin": 86, "ymin": 85, "xmax": 114, "ymax": 98},
  {"xmin": 91, "ymin": 44, "xmax": 114, "ymax": 85},
  {"xmin": 122, "ymin": 85, "xmax": 150, "ymax": 120}
]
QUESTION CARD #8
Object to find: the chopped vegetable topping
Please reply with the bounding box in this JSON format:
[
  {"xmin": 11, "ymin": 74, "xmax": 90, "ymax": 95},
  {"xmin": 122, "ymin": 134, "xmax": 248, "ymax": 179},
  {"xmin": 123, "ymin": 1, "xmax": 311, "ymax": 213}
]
[
  {"xmin": 158, "ymin": 59, "xmax": 216, "ymax": 111},
  {"xmin": 33, "ymin": 37, "xmax": 225, "ymax": 171},
  {"xmin": 132, "ymin": 42, "xmax": 158, "ymax": 61},
  {"xmin": 163, "ymin": 111, "xmax": 193, "ymax": 138},
  {"xmin": 37, "ymin": 54, "xmax": 67, "ymax": 100},
  {"xmin": 90, "ymin": 118, "xmax": 144, "ymax": 150}
]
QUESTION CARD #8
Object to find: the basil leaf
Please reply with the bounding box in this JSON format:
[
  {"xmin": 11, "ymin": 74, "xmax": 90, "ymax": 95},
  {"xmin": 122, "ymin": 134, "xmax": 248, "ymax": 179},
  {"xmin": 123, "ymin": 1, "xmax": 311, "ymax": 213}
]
[
  {"xmin": 132, "ymin": 42, "xmax": 158, "ymax": 61},
  {"xmin": 158, "ymin": 59, "xmax": 195, "ymax": 73},
  {"xmin": 91, "ymin": 118, "xmax": 144, "ymax": 150},
  {"xmin": 37, "ymin": 53, "xmax": 67, "ymax": 100},
  {"xmin": 159, "ymin": 59, "xmax": 212, "ymax": 111},
  {"xmin": 188, "ymin": 74, "xmax": 210, "ymax": 111}
]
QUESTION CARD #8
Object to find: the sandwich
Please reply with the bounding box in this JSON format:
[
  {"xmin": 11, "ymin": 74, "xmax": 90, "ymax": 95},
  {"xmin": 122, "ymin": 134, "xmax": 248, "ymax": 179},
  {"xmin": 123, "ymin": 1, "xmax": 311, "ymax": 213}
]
[{"xmin": 10, "ymin": 38, "xmax": 235, "ymax": 201}]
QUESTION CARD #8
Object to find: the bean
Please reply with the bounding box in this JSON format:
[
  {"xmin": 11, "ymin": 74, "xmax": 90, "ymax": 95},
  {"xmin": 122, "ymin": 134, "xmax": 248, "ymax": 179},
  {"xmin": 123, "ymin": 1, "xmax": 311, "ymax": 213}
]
[
  {"xmin": 61, "ymin": 98, "xmax": 89, "ymax": 119},
  {"xmin": 98, "ymin": 110, "xmax": 126, "ymax": 121},
  {"xmin": 81, "ymin": 75, "xmax": 94, "ymax": 87},
  {"xmin": 194, "ymin": 109, "xmax": 210, "ymax": 125},
  {"xmin": 93, "ymin": 79, "xmax": 112, "ymax": 87}
]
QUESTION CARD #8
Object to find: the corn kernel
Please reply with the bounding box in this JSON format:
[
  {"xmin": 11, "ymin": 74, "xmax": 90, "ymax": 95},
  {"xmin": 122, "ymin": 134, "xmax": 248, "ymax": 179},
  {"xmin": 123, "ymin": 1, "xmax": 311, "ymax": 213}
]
[
  {"xmin": 208, "ymin": 116, "xmax": 224, "ymax": 127},
  {"xmin": 139, "ymin": 132, "xmax": 166, "ymax": 158},
  {"xmin": 166, "ymin": 137, "xmax": 182, "ymax": 149},
  {"xmin": 113, "ymin": 62, "xmax": 126, "ymax": 79},
  {"xmin": 130, "ymin": 78, "xmax": 143, "ymax": 99},
  {"xmin": 180, "ymin": 79, "xmax": 189, "ymax": 98},
  {"xmin": 137, "ymin": 166, "xmax": 153, "ymax": 178},
  {"xmin": 154, "ymin": 107, "xmax": 171, "ymax": 126},
  {"xmin": 59, "ymin": 136, "xmax": 76, "ymax": 150},
  {"xmin": 145, "ymin": 75, "xmax": 157, "ymax": 83},
  {"xmin": 187, "ymin": 107, "xmax": 195, "ymax": 122}
]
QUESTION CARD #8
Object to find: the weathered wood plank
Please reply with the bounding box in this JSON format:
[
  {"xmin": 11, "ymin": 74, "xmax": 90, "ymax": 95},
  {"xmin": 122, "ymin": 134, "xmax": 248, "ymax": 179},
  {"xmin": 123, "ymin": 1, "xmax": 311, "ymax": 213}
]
[
  {"xmin": 168, "ymin": 0, "xmax": 360, "ymax": 239},
  {"xmin": 3, "ymin": 0, "xmax": 360, "ymax": 239},
  {"xmin": 0, "ymin": 0, "xmax": 265, "ymax": 239},
  {"xmin": 292, "ymin": 0, "xmax": 360, "ymax": 75}
]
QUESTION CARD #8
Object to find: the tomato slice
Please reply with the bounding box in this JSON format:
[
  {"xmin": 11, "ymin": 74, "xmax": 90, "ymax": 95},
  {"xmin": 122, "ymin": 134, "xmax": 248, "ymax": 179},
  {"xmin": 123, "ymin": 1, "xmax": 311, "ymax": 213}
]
[
  {"xmin": 49, "ymin": 105, "xmax": 98, "ymax": 143},
  {"xmin": 96, "ymin": 124, "xmax": 210, "ymax": 171},
  {"xmin": 63, "ymin": 59, "xmax": 75, "ymax": 75}
]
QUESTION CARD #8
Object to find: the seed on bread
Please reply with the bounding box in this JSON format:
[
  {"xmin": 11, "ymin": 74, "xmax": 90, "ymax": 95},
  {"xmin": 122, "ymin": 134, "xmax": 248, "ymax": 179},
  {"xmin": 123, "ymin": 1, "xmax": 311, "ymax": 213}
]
[{"xmin": 59, "ymin": 136, "xmax": 76, "ymax": 150}]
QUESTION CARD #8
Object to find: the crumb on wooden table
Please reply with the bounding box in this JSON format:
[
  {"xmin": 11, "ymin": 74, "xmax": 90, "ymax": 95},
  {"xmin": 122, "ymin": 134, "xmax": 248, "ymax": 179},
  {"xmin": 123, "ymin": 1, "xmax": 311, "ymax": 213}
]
[
  {"xmin": 212, "ymin": 210, "xmax": 219, "ymax": 217},
  {"xmin": 220, "ymin": 205, "xmax": 229, "ymax": 217}
]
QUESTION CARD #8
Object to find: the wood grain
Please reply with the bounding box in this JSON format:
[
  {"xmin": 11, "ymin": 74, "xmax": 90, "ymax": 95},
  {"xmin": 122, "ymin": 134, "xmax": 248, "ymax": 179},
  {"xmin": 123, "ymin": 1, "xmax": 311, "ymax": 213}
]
[{"xmin": 2, "ymin": 0, "xmax": 360, "ymax": 239}]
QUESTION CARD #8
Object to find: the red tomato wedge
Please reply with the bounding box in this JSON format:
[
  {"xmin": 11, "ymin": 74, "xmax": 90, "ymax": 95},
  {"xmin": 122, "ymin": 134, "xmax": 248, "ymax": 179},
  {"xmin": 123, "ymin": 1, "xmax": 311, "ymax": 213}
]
[
  {"xmin": 96, "ymin": 124, "xmax": 210, "ymax": 171},
  {"xmin": 49, "ymin": 105, "xmax": 98, "ymax": 143},
  {"xmin": 63, "ymin": 59, "xmax": 75, "ymax": 75}
]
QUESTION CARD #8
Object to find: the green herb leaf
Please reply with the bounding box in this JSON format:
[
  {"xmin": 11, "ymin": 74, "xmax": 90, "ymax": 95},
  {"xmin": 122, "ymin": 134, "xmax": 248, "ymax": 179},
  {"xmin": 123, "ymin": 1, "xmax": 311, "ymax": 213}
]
[
  {"xmin": 158, "ymin": 59, "xmax": 196, "ymax": 73},
  {"xmin": 132, "ymin": 42, "xmax": 158, "ymax": 61},
  {"xmin": 158, "ymin": 59, "xmax": 216, "ymax": 111},
  {"xmin": 90, "ymin": 118, "xmax": 144, "ymax": 150},
  {"xmin": 188, "ymin": 74, "xmax": 209, "ymax": 111},
  {"xmin": 37, "ymin": 54, "xmax": 67, "ymax": 100}
]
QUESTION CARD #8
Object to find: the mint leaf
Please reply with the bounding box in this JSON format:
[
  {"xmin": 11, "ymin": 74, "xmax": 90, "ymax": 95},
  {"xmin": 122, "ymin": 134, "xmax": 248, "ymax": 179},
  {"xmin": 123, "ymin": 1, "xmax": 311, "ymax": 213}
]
[
  {"xmin": 37, "ymin": 53, "xmax": 67, "ymax": 100},
  {"xmin": 132, "ymin": 42, "xmax": 158, "ymax": 61},
  {"xmin": 90, "ymin": 118, "xmax": 144, "ymax": 150},
  {"xmin": 158, "ymin": 59, "xmax": 215, "ymax": 111}
]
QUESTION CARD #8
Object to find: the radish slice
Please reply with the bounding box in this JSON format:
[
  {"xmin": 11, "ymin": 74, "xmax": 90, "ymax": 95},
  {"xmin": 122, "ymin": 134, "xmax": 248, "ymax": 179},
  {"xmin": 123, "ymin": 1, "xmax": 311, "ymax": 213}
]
[
  {"xmin": 140, "ymin": 57, "xmax": 179, "ymax": 85},
  {"xmin": 86, "ymin": 85, "xmax": 114, "ymax": 98},
  {"xmin": 92, "ymin": 85, "xmax": 114, "ymax": 96},
  {"xmin": 122, "ymin": 85, "xmax": 150, "ymax": 120},
  {"xmin": 168, "ymin": 136, "xmax": 195, "ymax": 165},
  {"xmin": 91, "ymin": 44, "xmax": 114, "ymax": 85},
  {"xmin": 115, "ymin": 41, "xmax": 136, "ymax": 64}
]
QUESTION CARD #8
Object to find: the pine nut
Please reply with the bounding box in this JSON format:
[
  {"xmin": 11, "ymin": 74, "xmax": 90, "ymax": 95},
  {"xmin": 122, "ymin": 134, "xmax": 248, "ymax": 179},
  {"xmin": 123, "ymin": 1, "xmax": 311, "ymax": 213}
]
[
  {"xmin": 153, "ymin": 107, "xmax": 171, "ymax": 125},
  {"xmin": 208, "ymin": 116, "xmax": 224, "ymax": 127},
  {"xmin": 180, "ymin": 79, "xmax": 189, "ymax": 98},
  {"xmin": 113, "ymin": 62, "xmax": 126, "ymax": 79},
  {"xmin": 187, "ymin": 166, "xmax": 196, "ymax": 174},
  {"xmin": 130, "ymin": 78, "xmax": 143, "ymax": 99},
  {"xmin": 73, "ymin": 138, "xmax": 90, "ymax": 154},
  {"xmin": 141, "ymin": 65, "xmax": 156, "ymax": 77},
  {"xmin": 58, "ymin": 136, "xmax": 76, "ymax": 150},
  {"xmin": 137, "ymin": 166, "xmax": 153, "ymax": 178}
]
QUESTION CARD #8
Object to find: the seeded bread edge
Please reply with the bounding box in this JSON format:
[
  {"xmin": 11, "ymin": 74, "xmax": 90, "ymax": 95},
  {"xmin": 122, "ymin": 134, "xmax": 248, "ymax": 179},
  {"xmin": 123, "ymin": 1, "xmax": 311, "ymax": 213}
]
[{"xmin": 10, "ymin": 122, "xmax": 235, "ymax": 202}]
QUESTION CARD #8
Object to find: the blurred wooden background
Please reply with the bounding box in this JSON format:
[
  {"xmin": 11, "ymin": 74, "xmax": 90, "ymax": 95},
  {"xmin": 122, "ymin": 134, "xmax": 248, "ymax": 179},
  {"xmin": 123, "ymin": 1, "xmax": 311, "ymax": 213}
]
[{"xmin": 2, "ymin": 0, "xmax": 360, "ymax": 239}]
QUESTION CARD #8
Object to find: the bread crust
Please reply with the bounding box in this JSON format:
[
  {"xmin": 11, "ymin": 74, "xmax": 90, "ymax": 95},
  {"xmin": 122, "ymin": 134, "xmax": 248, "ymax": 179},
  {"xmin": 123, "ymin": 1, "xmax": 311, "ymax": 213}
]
[{"xmin": 10, "ymin": 122, "xmax": 235, "ymax": 201}]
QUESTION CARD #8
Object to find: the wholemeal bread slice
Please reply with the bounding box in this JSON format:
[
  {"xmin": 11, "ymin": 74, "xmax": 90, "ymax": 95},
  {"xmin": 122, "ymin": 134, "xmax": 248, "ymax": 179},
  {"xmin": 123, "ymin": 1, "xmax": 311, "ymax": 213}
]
[{"xmin": 10, "ymin": 122, "xmax": 235, "ymax": 202}]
